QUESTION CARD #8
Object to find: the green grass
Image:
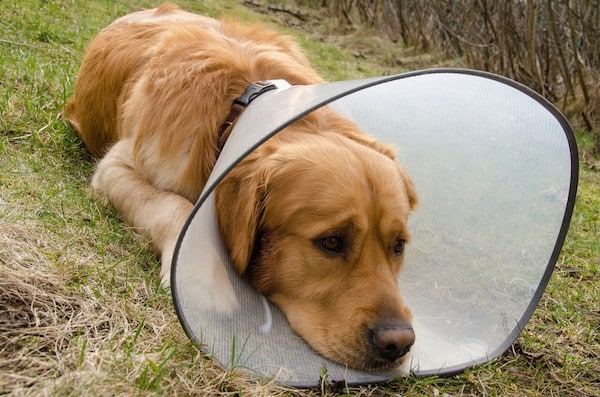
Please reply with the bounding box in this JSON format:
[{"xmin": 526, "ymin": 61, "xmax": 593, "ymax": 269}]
[{"xmin": 1, "ymin": 1, "xmax": 598, "ymax": 396}]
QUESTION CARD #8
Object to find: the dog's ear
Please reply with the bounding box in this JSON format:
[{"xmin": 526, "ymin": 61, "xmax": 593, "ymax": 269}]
[
  {"xmin": 214, "ymin": 151, "xmax": 278, "ymax": 275},
  {"xmin": 397, "ymin": 165, "xmax": 418, "ymax": 211}
]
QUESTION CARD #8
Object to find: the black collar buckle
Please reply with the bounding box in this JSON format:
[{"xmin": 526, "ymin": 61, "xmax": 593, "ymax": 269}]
[{"xmin": 234, "ymin": 81, "xmax": 279, "ymax": 107}]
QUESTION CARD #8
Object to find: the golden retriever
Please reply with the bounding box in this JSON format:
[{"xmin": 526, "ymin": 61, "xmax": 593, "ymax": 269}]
[{"xmin": 65, "ymin": 4, "xmax": 418, "ymax": 371}]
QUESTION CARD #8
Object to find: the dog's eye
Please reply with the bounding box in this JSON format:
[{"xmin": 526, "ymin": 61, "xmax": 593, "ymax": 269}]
[
  {"xmin": 393, "ymin": 239, "xmax": 406, "ymax": 256},
  {"xmin": 318, "ymin": 236, "xmax": 345, "ymax": 254}
]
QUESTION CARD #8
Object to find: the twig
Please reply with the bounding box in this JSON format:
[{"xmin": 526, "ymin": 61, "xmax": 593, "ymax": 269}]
[
  {"xmin": 566, "ymin": 0, "xmax": 590, "ymax": 104},
  {"xmin": 0, "ymin": 38, "xmax": 77, "ymax": 58},
  {"xmin": 243, "ymin": 0, "xmax": 306, "ymax": 21},
  {"xmin": 545, "ymin": 0, "xmax": 575, "ymax": 100},
  {"xmin": 0, "ymin": 38, "xmax": 39, "ymax": 49}
]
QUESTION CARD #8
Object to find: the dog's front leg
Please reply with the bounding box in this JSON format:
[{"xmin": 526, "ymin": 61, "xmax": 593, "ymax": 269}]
[{"xmin": 91, "ymin": 139, "xmax": 193, "ymax": 285}]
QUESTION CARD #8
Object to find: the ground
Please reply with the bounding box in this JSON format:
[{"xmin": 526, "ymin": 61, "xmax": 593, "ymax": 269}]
[{"xmin": 0, "ymin": 1, "xmax": 598, "ymax": 395}]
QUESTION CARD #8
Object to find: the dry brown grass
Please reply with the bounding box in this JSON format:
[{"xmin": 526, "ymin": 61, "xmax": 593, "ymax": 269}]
[{"xmin": 0, "ymin": 217, "xmax": 294, "ymax": 396}]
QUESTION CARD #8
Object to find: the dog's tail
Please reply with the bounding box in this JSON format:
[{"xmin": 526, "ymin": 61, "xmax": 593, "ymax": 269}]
[
  {"xmin": 63, "ymin": 98, "xmax": 80, "ymax": 134},
  {"xmin": 63, "ymin": 95, "xmax": 117, "ymax": 158}
]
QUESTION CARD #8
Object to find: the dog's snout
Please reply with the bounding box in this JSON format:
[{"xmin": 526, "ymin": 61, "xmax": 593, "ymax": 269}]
[{"xmin": 370, "ymin": 324, "xmax": 415, "ymax": 362}]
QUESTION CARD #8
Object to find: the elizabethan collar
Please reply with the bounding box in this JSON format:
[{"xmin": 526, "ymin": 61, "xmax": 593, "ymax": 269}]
[{"xmin": 171, "ymin": 69, "xmax": 578, "ymax": 387}]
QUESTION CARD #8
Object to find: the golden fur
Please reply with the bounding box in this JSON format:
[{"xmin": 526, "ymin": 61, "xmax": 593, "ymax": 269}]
[{"xmin": 65, "ymin": 4, "xmax": 418, "ymax": 371}]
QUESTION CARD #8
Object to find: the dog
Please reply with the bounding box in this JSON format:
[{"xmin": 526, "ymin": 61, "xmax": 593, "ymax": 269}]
[{"xmin": 65, "ymin": 4, "xmax": 418, "ymax": 371}]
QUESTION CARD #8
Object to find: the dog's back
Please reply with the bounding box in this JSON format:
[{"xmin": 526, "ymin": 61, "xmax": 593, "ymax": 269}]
[{"xmin": 65, "ymin": 4, "xmax": 322, "ymax": 158}]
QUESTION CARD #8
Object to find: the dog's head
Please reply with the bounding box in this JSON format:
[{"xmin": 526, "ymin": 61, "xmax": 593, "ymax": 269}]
[{"xmin": 215, "ymin": 112, "xmax": 418, "ymax": 370}]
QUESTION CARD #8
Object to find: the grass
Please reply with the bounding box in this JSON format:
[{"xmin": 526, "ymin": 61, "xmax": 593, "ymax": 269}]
[{"xmin": 1, "ymin": 0, "xmax": 598, "ymax": 395}]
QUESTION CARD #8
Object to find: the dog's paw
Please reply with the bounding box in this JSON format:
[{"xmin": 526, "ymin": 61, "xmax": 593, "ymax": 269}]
[{"xmin": 159, "ymin": 245, "xmax": 174, "ymax": 288}]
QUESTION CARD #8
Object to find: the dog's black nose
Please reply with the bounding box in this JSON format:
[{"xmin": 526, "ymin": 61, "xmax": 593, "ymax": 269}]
[{"xmin": 371, "ymin": 324, "xmax": 415, "ymax": 362}]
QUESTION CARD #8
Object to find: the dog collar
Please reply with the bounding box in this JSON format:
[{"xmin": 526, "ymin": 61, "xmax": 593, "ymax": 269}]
[{"xmin": 218, "ymin": 80, "xmax": 291, "ymax": 147}]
